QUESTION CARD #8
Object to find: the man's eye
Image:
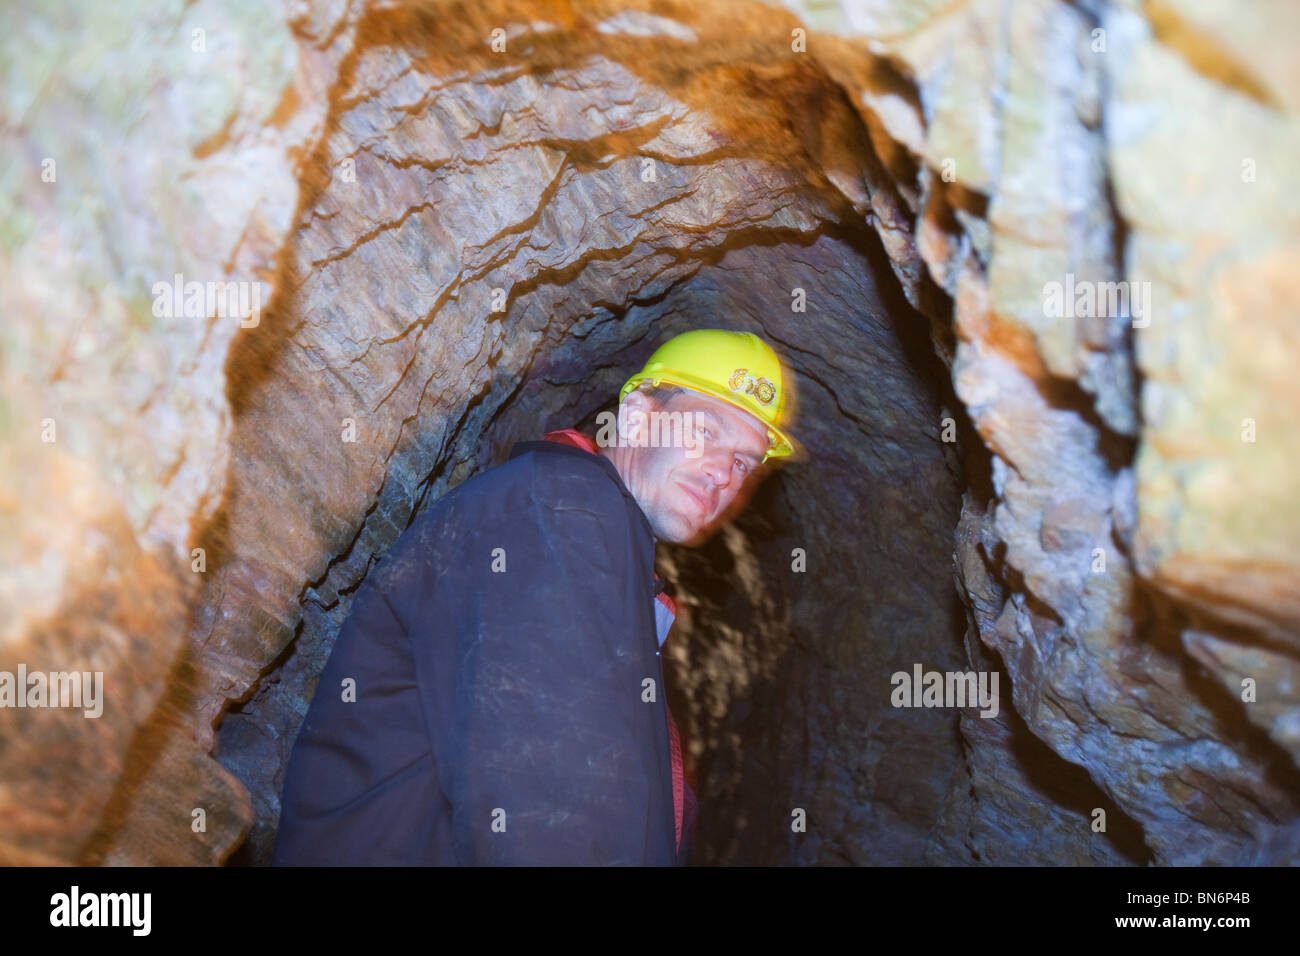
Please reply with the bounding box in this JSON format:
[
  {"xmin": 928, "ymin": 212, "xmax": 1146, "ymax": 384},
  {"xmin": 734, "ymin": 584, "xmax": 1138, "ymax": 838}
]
[
  {"xmin": 697, "ymin": 424, "xmax": 712, "ymax": 439},
  {"xmin": 735, "ymin": 458, "xmax": 747, "ymax": 474}
]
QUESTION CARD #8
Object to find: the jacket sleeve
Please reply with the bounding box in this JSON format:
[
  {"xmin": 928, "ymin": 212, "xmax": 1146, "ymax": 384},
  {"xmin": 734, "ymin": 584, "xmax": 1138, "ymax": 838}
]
[
  {"xmin": 272, "ymin": 559, "xmax": 441, "ymax": 865},
  {"xmin": 424, "ymin": 470, "xmax": 674, "ymax": 865}
]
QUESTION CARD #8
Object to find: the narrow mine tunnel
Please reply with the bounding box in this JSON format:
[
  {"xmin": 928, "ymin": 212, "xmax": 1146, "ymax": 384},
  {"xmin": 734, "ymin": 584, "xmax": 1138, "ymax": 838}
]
[
  {"xmin": 217, "ymin": 217, "xmax": 1005, "ymax": 866},
  {"xmin": 3, "ymin": 0, "xmax": 1298, "ymax": 871}
]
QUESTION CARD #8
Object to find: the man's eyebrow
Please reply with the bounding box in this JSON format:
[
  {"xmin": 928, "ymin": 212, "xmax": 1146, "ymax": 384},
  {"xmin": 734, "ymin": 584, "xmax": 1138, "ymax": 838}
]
[
  {"xmin": 741, "ymin": 430, "xmax": 769, "ymax": 464},
  {"xmin": 695, "ymin": 408, "xmax": 763, "ymax": 463}
]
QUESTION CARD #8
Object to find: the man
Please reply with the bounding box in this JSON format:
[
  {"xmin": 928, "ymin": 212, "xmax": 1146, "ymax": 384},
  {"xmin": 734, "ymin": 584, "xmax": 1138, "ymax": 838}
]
[{"xmin": 270, "ymin": 328, "xmax": 800, "ymax": 865}]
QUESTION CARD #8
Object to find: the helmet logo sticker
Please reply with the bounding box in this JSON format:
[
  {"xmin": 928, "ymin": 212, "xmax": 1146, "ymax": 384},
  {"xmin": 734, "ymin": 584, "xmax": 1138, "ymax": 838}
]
[{"xmin": 727, "ymin": 367, "xmax": 776, "ymax": 407}]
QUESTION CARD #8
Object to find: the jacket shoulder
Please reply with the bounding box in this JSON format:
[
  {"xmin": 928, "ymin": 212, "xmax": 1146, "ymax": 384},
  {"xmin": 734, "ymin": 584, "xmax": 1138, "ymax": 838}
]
[
  {"xmin": 513, "ymin": 444, "xmax": 628, "ymax": 514},
  {"xmin": 378, "ymin": 444, "xmax": 636, "ymax": 584},
  {"xmin": 403, "ymin": 442, "xmax": 631, "ymax": 541}
]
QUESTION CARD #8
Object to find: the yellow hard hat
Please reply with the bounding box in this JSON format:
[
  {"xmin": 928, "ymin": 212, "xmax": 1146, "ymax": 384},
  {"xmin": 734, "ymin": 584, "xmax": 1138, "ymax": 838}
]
[{"xmin": 618, "ymin": 329, "xmax": 800, "ymax": 464}]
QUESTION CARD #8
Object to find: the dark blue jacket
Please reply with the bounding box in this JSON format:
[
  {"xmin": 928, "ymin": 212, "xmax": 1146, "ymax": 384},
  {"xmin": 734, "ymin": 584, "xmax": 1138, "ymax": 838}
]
[{"xmin": 270, "ymin": 439, "xmax": 682, "ymax": 865}]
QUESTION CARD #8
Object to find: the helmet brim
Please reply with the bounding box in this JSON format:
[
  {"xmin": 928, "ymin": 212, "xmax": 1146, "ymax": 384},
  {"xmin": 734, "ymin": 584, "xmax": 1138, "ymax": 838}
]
[{"xmin": 619, "ymin": 372, "xmax": 802, "ymax": 464}]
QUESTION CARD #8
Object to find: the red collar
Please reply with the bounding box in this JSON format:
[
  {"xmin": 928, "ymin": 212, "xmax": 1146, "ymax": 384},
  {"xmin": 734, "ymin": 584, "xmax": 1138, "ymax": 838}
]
[{"xmin": 542, "ymin": 428, "xmax": 599, "ymax": 454}]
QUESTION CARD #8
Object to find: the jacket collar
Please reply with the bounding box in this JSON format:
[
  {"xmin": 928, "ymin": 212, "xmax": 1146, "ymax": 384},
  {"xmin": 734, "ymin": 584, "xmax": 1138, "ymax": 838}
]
[
  {"xmin": 519, "ymin": 434, "xmax": 677, "ymax": 618},
  {"xmin": 507, "ymin": 438, "xmax": 654, "ymax": 540}
]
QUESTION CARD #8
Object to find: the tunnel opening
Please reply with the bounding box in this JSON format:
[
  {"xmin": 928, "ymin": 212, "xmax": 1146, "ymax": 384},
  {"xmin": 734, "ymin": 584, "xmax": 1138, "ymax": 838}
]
[{"xmin": 214, "ymin": 169, "xmax": 1145, "ymax": 866}]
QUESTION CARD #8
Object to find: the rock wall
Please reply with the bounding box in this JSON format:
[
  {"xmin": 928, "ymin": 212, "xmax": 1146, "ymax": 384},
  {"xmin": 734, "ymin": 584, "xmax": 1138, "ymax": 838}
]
[
  {"xmin": 1, "ymin": 0, "xmax": 1295, "ymax": 864},
  {"xmin": 776, "ymin": 0, "xmax": 1300, "ymax": 863}
]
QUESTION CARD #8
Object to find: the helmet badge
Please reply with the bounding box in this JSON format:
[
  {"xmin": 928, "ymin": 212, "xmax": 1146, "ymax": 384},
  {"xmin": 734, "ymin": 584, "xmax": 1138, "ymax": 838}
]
[{"xmin": 727, "ymin": 367, "xmax": 777, "ymax": 407}]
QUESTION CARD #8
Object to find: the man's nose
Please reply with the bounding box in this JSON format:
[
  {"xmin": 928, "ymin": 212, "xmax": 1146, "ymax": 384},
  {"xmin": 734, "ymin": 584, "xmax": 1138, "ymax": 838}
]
[{"xmin": 698, "ymin": 446, "xmax": 734, "ymax": 488}]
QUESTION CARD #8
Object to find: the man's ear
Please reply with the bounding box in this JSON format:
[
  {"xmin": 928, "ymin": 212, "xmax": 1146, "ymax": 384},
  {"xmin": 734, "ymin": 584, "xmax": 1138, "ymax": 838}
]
[
  {"xmin": 618, "ymin": 389, "xmax": 651, "ymax": 446},
  {"xmin": 623, "ymin": 387, "xmax": 652, "ymax": 412}
]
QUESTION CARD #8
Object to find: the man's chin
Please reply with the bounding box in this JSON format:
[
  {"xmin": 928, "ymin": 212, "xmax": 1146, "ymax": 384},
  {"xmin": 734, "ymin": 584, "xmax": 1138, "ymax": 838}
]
[
  {"xmin": 653, "ymin": 516, "xmax": 713, "ymax": 547},
  {"xmin": 673, "ymin": 519, "xmax": 716, "ymax": 547}
]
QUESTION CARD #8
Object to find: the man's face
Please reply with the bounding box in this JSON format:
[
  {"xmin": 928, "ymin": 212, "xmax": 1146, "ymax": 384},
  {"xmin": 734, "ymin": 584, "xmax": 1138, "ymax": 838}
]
[{"xmin": 608, "ymin": 387, "xmax": 772, "ymax": 546}]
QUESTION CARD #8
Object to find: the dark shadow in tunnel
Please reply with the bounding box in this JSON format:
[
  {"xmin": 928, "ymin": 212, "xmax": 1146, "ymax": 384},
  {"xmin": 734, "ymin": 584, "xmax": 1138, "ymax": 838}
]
[
  {"xmin": 978, "ymin": 538, "xmax": 1155, "ymax": 865},
  {"xmin": 973, "ymin": 644, "xmax": 1153, "ymax": 866},
  {"xmin": 1162, "ymin": 601, "xmax": 1300, "ymax": 826},
  {"xmin": 1002, "ymin": 712, "xmax": 1150, "ymax": 866}
]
